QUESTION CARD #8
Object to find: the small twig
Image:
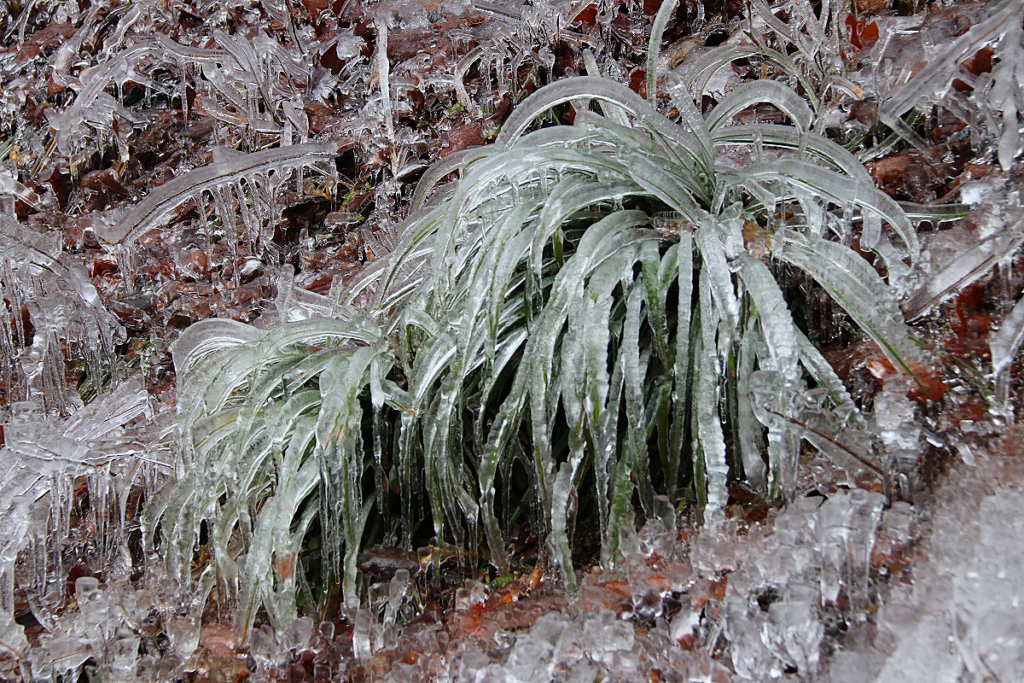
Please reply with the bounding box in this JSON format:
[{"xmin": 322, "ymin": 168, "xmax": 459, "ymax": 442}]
[{"xmin": 761, "ymin": 406, "xmax": 885, "ymax": 478}]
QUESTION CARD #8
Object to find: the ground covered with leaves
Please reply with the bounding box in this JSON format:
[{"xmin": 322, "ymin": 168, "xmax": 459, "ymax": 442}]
[{"xmin": 1, "ymin": 0, "xmax": 1023, "ymax": 680}]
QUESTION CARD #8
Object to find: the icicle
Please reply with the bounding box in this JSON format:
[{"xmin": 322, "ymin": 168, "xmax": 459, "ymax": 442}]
[
  {"xmin": 991, "ymin": 294, "xmax": 1024, "ymax": 410},
  {"xmin": 41, "ymin": 332, "xmax": 69, "ymax": 417},
  {"xmin": 374, "ymin": 17, "xmax": 398, "ymax": 178},
  {"xmin": 352, "ymin": 608, "xmax": 375, "ymax": 659}
]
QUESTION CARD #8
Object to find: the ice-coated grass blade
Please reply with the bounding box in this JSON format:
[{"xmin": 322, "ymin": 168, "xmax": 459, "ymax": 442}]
[
  {"xmin": 775, "ymin": 231, "xmax": 924, "ymax": 377},
  {"xmin": 647, "ymin": 0, "xmax": 679, "ymax": 104},
  {"xmin": 705, "ymin": 80, "xmax": 814, "ymax": 134}
]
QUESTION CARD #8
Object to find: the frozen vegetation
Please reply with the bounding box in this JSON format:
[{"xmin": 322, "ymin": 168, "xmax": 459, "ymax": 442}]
[{"xmin": 0, "ymin": 0, "xmax": 1022, "ymax": 680}]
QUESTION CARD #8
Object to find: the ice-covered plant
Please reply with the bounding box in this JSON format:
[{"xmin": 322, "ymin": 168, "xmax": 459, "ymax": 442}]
[
  {"xmin": 684, "ymin": 0, "xmax": 1024, "ymax": 175},
  {"xmin": 674, "ymin": 0, "xmax": 853, "ymax": 121},
  {"xmin": 154, "ymin": 10, "xmax": 929, "ymax": 632},
  {"xmin": 0, "ymin": 216, "xmax": 126, "ymax": 417},
  {"xmin": 873, "ymin": 0, "xmax": 1024, "ymax": 170},
  {"xmin": 0, "ymin": 376, "xmax": 172, "ymax": 658},
  {"xmin": 454, "ymin": 0, "xmax": 613, "ymax": 114}
]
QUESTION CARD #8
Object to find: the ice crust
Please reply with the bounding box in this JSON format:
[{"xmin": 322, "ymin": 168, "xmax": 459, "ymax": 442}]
[
  {"xmin": 826, "ymin": 441, "xmax": 1024, "ymax": 683},
  {"xmin": 345, "ymin": 448, "xmax": 1019, "ymax": 683},
  {"xmin": 326, "ymin": 452, "xmax": 1015, "ymax": 683}
]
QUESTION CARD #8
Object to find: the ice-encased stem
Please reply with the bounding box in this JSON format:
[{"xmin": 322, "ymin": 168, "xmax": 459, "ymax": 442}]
[
  {"xmin": 991, "ymin": 294, "xmax": 1024, "ymax": 407},
  {"xmin": 879, "ymin": 0, "xmax": 1024, "ymax": 150},
  {"xmin": 647, "ymin": 0, "xmax": 679, "ymax": 104},
  {"xmin": 374, "ymin": 18, "xmax": 397, "ymax": 178},
  {"xmin": 96, "ymin": 143, "xmax": 337, "ymax": 246},
  {"xmin": 905, "ymin": 214, "xmax": 1024, "ymax": 318},
  {"xmin": 775, "ymin": 230, "xmax": 925, "ymax": 377}
]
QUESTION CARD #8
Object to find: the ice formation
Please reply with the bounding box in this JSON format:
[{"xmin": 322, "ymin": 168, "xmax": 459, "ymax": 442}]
[
  {"xmin": 0, "ymin": 376, "xmax": 173, "ymax": 666},
  {"xmin": 0, "ymin": 0, "xmax": 1022, "ymax": 680}
]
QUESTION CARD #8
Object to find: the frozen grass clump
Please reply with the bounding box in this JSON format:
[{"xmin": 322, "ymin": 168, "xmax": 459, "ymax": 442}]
[{"xmin": 156, "ymin": 14, "xmax": 931, "ymax": 632}]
